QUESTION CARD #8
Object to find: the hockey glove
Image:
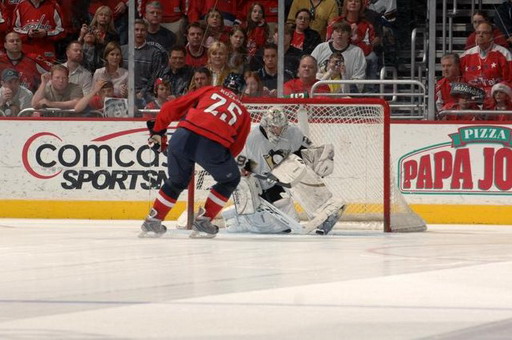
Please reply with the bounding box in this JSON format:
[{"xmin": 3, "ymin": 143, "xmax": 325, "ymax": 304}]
[{"xmin": 146, "ymin": 119, "xmax": 168, "ymax": 153}]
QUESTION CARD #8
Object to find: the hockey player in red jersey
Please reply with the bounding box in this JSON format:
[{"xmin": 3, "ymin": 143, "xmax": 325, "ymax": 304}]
[{"xmin": 139, "ymin": 73, "xmax": 251, "ymax": 238}]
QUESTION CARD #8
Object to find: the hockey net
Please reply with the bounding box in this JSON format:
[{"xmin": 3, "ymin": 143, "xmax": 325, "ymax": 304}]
[{"xmin": 189, "ymin": 97, "xmax": 426, "ymax": 233}]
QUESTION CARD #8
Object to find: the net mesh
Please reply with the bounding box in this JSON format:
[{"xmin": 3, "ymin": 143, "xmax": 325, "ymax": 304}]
[{"xmin": 194, "ymin": 99, "xmax": 426, "ymax": 232}]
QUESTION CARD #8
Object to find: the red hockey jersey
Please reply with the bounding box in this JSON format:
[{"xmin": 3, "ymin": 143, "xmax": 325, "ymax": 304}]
[
  {"xmin": 154, "ymin": 86, "xmax": 251, "ymax": 157},
  {"xmin": 435, "ymin": 77, "xmax": 462, "ymax": 112},
  {"xmin": 460, "ymin": 44, "xmax": 512, "ymax": 97},
  {"xmin": 0, "ymin": 52, "xmax": 53, "ymax": 91},
  {"xmin": 12, "ymin": 0, "xmax": 65, "ymax": 59}
]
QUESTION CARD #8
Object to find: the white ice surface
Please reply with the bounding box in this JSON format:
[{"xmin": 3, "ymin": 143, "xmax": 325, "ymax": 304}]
[{"xmin": 0, "ymin": 220, "xmax": 511, "ymax": 339}]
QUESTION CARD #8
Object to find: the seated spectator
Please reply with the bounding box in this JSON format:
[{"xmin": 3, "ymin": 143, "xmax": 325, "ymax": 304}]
[
  {"xmin": 203, "ymin": 9, "xmax": 230, "ymax": 48},
  {"xmin": 121, "ymin": 19, "xmax": 168, "ymax": 107},
  {"xmin": 461, "ymin": 22, "xmax": 512, "ymax": 105},
  {"xmin": 144, "ymin": 78, "xmax": 174, "ymax": 112},
  {"xmin": 31, "ymin": 64, "xmax": 84, "ymax": 111},
  {"xmin": 287, "ymin": 0, "xmax": 339, "ymax": 39},
  {"xmin": 494, "ymin": 0, "xmax": 512, "ymax": 46},
  {"xmin": 79, "ymin": 27, "xmax": 104, "ymax": 73},
  {"xmin": 206, "ymin": 41, "xmax": 231, "ymax": 86},
  {"xmin": 242, "ymin": 2, "xmax": 270, "ymax": 59},
  {"xmin": 184, "ymin": 22, "xmax": 208, "ymax": 68},
  {"xmin": 87, "ymin": 1, "xmax": 128, "ymax": 44},
  {"xmin": 93, "ymin": 41, "xmax": 128, "ymax": 98},
  {"xmin": 0, "ymin": 69, "xmax": 33, "ymax": 117},
  {"xmin": 87, "ymin": 5, "xmax": 120, "ymax": 46},
  {"xmin": 244, "ymin": 71, "xmax": 267, "ymax": 97},
  {"xmin": 316, "ymin": 52, "xmax": 345, "ymax": 93},
  {"xmin": 291, "ymin": 8, "xmax": 322, "ymax": 55},
  {"xmin": 12, "ymin": 0, "xmax": 65, "ymax": 60},
  {"xmin": 484, "ymin": 82, "xmax": 512, "ymax": 121},
  {"xmin": 188, "ymin": 0, "xmax": 239, "ymax": 28},
  {"xmin": 63, "ymin": 41, "xmax": 93, "ymax": 95},
  {"xmin": 311, "ymin": 21, "xmax": 367, "ymax": 93},
  {"xmin": 283, "ymin": 55, "xmax": 330, "ymax": 97},
  {"xmin": 241, "ymin": 0, "xmax": 278, "ymax": 35},
  {"xmin": 0, "ymin": 32, "xmax": 53, "ymax": 92},
  {"xmin": 465, "ymin": 10, "xmax": 508, "ymax": 50},
  {"xmin": 188, "ymin": 67, "xmax": 212, "ymax": 92},
  {"xmin": 440, "ymin": 82, "xmax": 484, "ymax": 121},
  {"xmin": 160, "ymin": 46, "xmax": 194, "ymax": 97},
  {"xmin": 74, "ymin": 79, "xmax": 113, "ymax": 115},
  {"xmin": 435, "ymin": 53, "xmax": 463, "ymax": 112},
  {"xmin": 256, "ymin": 43, "xmax": 295, "ymax": 96},
  {"xmin": 227, "ymin": 27, "xmax": 248, "ymax": 74},
  {"xmin": 0, "ymin": 2, "xmax": 10, "ymax": 46},
  {"xmin": 250, "ymin": 25, "xmax": 301, "ymax": 76},
  {"xmin": 138, "ymin": 0, "xmax": 187, "ymax": 45},
  {"xmin": 144, "ymin": 1, "xmax": 177, "ymax": 52},
  {"xmin": 326, "ymin": 0, "xmax": 380, "ymax": 86}
]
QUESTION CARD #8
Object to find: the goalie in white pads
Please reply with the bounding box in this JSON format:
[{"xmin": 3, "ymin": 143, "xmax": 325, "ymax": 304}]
[{"xmin": 222, "ymin": 106, "xmax": 345, "ymax": 235}]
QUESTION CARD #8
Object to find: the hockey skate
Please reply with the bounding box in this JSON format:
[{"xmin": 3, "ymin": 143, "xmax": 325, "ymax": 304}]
[
  {"xmin": 315, "ymin": 204, "xmax": 346, "ymax": 235},
  {"xmin": 190, "ymin": 208, "xmax": 219, "ymax": 239},
  {"xmin": 138, "ymin": 208, "xmax": 167, "ymax": 238}
]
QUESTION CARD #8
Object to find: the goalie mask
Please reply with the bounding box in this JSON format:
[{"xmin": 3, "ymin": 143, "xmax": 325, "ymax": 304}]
[{"xmin": 261, "ymin": 107, "xmax": 288, "ymax": 144}]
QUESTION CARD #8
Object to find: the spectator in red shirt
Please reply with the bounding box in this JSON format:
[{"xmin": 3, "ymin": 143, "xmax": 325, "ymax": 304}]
[
  {"xmin": 290, "ymin": 8, "xmax": 322, "ymax": 55},
  {"xmin": 0, "ymin": 31, "xmax": 53, "ymax": 92},
  {"xmin": 74, "ymin": 78, "xmax": 114, "ymax": 115},
  {"xmin": 203, "ymin": 8, "xmax": 230, "ymax": 48},
  {"xmin": 465, "ymin": 10, "xmax": 508, "ymax": 50},
  {"xmin": 12, "ymin": 0, "xmax": 66, "ymax": 60},
  {"xmin": 240, "ymin": 0, "xmax": 278, "ymax": 35},
  {"xmin": 440, "ymin": 82, "xmax": 485, "ymax": 121},
  {"xmin": 484, "ymin": 81, "xmax": 512, "ymax": 120},
  {"xmin": 284, "ymin": 55, "xmax": 330, "ymax": 97},
  {"xmin": 461, "ymin": 22, "xmax": 512, "ymax": 103},
  {"xmin": 0, "ymin": 2, "xmax": 11, "ymax": 46},
  {"xmin": 241, "ymin": 2, "xmax": 269, "ymax": 59},
  {"xmin": 435, "ymin": 53, "xmax": 462, "ymax": 112},
  {"xmin": 185, "ymin": 22, "xmax": 208, "ymax": 68},
  {"xmin": 144, "ymin": 77, "xmax": 174, "ymax": 112},
  {"xmin": 187, "ymin": 0, "xmax": 239, "ymax": 28}
]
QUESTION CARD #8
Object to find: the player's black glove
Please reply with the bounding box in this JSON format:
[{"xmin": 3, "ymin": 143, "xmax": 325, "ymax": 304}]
[{"xmin": 146, "ymin": 119, "xmax": 167, "ymax": 153}]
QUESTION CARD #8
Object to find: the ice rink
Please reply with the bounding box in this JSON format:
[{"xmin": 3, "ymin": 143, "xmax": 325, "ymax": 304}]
[{"xmin": 1, "ymin": 219, "xmax": 511, "ymax": 340}]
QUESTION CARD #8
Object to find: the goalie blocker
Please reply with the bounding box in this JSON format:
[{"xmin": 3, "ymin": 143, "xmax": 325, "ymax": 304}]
[{"xmin": 223, "ymin": 148, "xmax": 345, "ymax": 235}]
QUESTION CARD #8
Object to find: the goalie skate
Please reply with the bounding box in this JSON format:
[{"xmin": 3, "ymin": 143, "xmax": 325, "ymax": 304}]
[
  {"xmin": 315, "ymin": 204, "xmax": 346, "ymax": 235},
  {"xmin": 138, "ymin": 208, "xmax": 168, "ymax": 238},
  {"xmin": 190, "ymin": 208, "xmax": 219, "ymax": 239}
]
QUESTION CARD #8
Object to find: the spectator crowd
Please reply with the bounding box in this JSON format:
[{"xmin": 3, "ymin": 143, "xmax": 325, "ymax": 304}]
[{"xmin": 1, "ymin": 0, "xmax": 510, "ymax": 121}]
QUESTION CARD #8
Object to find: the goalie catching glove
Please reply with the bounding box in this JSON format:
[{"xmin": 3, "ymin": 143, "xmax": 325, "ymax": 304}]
[
  {"xmin": 301, "ymin": 144, "xmax": 334, "ymax": 177},
  {"xmin": 146, "ymin": 119, "xmax": 168, "ymax": 153}
]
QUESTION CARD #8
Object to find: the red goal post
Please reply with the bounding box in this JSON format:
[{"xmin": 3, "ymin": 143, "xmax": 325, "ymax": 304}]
[{"xmin": 187, "ymin": 97, "xmax": 426, "ymax": 233}]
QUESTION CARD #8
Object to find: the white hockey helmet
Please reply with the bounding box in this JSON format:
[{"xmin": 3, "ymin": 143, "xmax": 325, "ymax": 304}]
[{"xmin": 261, "ymin": 107, "xmax": 288, "ymax": 143}]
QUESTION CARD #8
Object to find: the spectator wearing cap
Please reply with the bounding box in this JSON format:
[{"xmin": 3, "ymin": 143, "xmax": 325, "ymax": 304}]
[
  {"xmin": 460, "ymin": 22, "xmax": 512, "ymax": 103},
  {"xmin": 435, "ymin": 53, "xmax": 463, "ymax": 112},
  {"xmin": 144, "ymin": 78, "xmax": 174, "ymax": 112},
  {"xmin": 160, "ymin": 46, "xmax": 194, "ymax": 97},
  {"xmin": 0, "ymin": 69, "xmax": 33, "ymax": 117},
  {"xmin": 31, "ymin": 64, "xmax": 83, "ymax": 111},
  {"xmin": 74, "ymin": 79, "xmax": 114, "ymax": 115},
  {"xmin": 484, "ymin": 82, "xmax": 512, "ymax": 121},
  {"xmin": 440, "ymin": 82, "xmax": 485, "ymax": 121}
]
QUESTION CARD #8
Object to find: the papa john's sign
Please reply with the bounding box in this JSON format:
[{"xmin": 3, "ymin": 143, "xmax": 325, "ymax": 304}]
[{"xmin": 398, "ymin": 125, "xmax": 512, "ymax": 195}]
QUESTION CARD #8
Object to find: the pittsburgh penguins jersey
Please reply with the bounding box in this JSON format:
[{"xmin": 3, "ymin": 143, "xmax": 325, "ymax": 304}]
[{"xmin": 241, "ymin": 124, "xmax": 312, "ymax": 190}]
